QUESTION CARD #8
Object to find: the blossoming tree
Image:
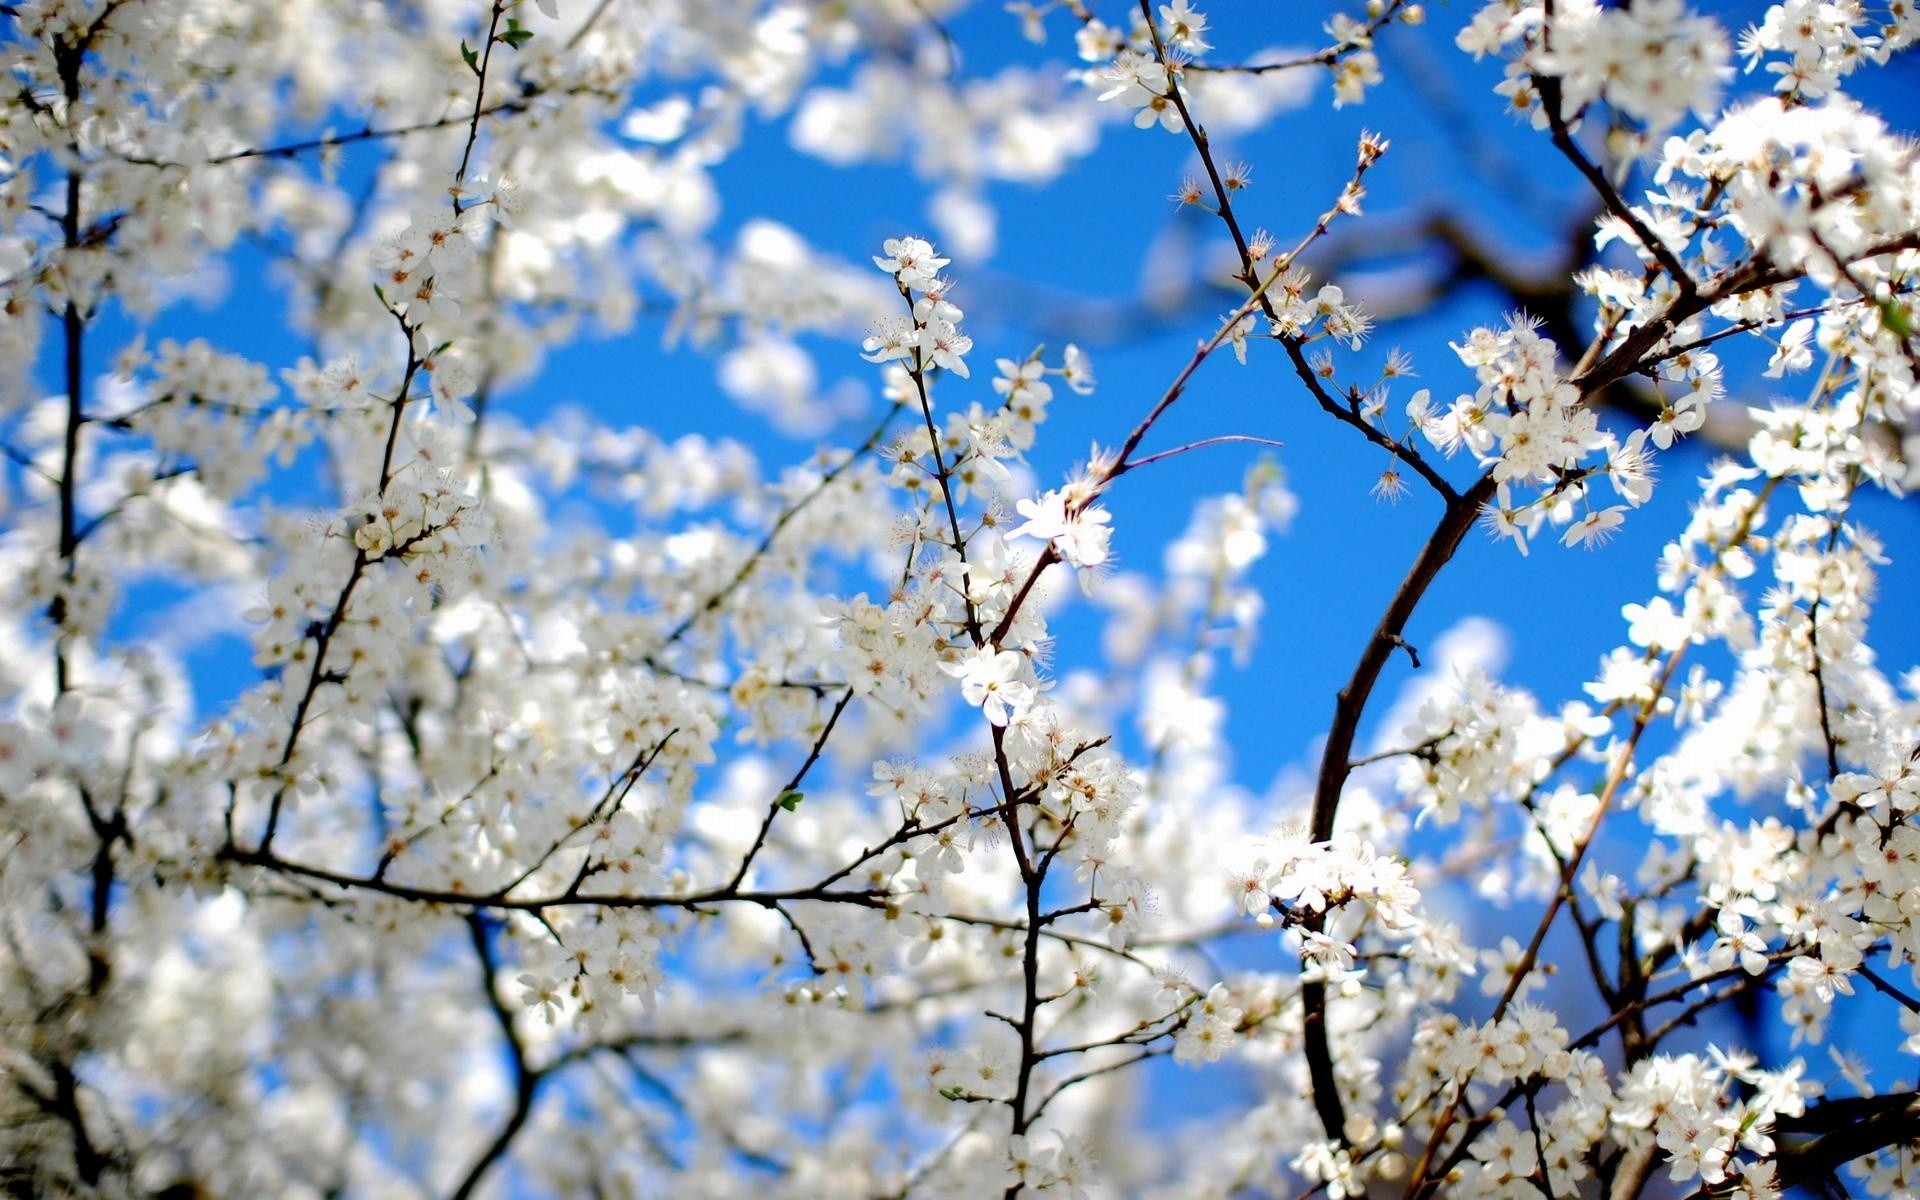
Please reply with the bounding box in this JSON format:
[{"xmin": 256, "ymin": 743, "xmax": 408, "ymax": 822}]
[{"xmin": 3, "ymin": 0, "xmax": 1919, "ymax": 1196}]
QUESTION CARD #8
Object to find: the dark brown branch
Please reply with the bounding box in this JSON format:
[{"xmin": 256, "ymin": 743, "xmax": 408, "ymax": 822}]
[
  {"xmin": 1026, "ymin": 1045, "xmax": 1173, "ymax": 1124},
  {"xmin": 449, "ymin": 915, "xmax": 542, "ymax": 1200},
  {"xmin": 1407, "ymin": 649, "xmax": 1693, "ymax": 1200},
  {"xmin": 1184, "ymin": 0, "xmax": 1410, "ymax": 75},
  {"xmin": 1805, "ymin": 507, "xmax": 1852, "ymax": 780},
  {"xmin": 1137, "ymin": 1, "xmax": 1456, "ymax": 504},
  {"xmin": 1573, "ymin": 230, "xmax": 1920, "ymax": 398},
  {"xmin": 1003, "ymin": 819, "xmax": 1047, "ymax": 1155},
  {"xmin": 1775, "ymin": 1092, "xmax": 1920, "ymax": 1195},
  {"xmin": 657, "ymin": 408, "xmax": 899, "ymax": 650},
  {"xmin": 1300, "ymin": 473, "xmax": 1496, "ymax": 1142},
  {"xmin": 1534, "ymin": 72, "xmax": 1694, "ymax": 298},
  {"xmin": 220, "ymin": 844, "xmax": 887, "ymax": 914},
  {"xmin": 452, "ymin": 2, "xmax": 508, "ymax": 204},
  {"xmin": 120, "ymin": 97, "xmax": 545, "ymax": 169},
  {"xmin": 725, "ymin": 688, "xmax": 856, "ymax": 891}
]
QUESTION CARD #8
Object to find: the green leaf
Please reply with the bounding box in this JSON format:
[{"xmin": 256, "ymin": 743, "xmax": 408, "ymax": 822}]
[
  {"xmin": 1881, "ymin": 298, "xmax": 1913, "ymax": 339},
  {"xmin": 500, "ymin": 25, "xmax": 535, "ymax": 50},
  {"xmin": 776, "ymin": 789, "xmax": 805, "ymax": 812},
  {"xmin": 460, "ymin": 39, "xmax": 479, "ymax": 74}
]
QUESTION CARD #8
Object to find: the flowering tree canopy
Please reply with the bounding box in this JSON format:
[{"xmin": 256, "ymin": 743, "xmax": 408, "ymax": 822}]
[{"xmin": 5, "ymin": 0, "xmax": 1920, "ymax": 1196}]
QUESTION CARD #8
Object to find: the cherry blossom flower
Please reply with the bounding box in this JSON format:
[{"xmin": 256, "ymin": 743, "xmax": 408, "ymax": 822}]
[{"xmin": 941, "ymin": 647, "xmax": 1034, "ymax": 726}]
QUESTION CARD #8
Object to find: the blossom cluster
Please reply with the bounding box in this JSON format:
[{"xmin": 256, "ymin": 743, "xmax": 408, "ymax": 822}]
[{"xmin": 2, "ymin": 1, "xmax": 1918, "ymax": 1198}]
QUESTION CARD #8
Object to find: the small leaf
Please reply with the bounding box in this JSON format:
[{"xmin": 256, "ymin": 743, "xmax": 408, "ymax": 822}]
[
  {"xmin": 460, "ymin": 39, "xmax": 479, "ymax": 74},
  {"xmin": 500, "ymin": 25, "xmax": 535, "ymax": 50},
  {"xmin": 1881, "ymin": 298, "xmax": 1913, "ymax": 339},
  {"xmin": 777, "ymin": 789, "xmax": 805, "ymax": 812}
]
